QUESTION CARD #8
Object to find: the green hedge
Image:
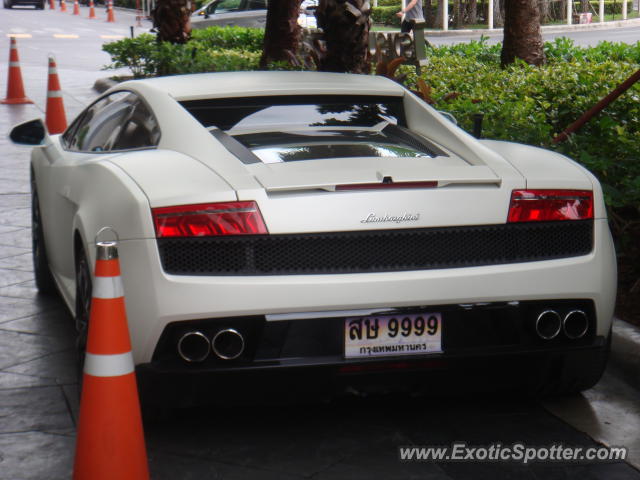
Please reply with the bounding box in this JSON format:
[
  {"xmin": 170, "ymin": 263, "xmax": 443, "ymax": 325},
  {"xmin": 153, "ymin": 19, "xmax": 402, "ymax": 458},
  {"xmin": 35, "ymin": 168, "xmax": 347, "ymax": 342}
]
[
  {"xmin": 102, "ymin": 31, "xmax": 260, "ymax": 78},
  {"xmin": 371, "ymin": 6, "xmax": 401, "ymax": 26},
  {"xmin": 190, "ymin": 26, "xmax": 264, "ymax": 52},
  {"xmin": 588, "ymin": 1, "xmax": 634, "ymax": 15}
]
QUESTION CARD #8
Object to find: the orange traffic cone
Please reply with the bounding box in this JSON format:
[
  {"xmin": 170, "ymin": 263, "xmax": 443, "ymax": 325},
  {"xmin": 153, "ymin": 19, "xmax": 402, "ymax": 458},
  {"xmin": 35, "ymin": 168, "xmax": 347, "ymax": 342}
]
[
  {"xmin": 60, "ymin": 0, "xmax": 67, "ymax": 12},
  {"xmin": 72, "ymin": 0, "xmax": 79, "ymax": 15},
  {"xmin": 106, "ymin": 0, "xmax": 115, "ymax": 22},
  {"xmin": 1, "ymin": 37, "xmax": 32, "ymax": 105},
  {"xmin": 48, "ymin": 0, "xmax": 55, "ymax": 9},
  {"xmin": 88, "ymin": 0, "xmax": 96, "ymax": 18},
  {"xmin": 73, "ymin": 241, "xmax": 150, "ymax": 480},
  {"xmin": 45, "ymin": 56, "xmax": 67, "ymax": 134}
]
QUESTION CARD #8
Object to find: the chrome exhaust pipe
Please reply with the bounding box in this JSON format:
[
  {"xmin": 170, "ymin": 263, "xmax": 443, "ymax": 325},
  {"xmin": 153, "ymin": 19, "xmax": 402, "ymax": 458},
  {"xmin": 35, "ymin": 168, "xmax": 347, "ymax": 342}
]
[
  {"xmin": 211, "ymin": 328, "xmax": 245, "ymax": 360},
  {"xmin": 535, "ymin": 310, "xmax": 562, "ymax": 340},
  {"xmin": 563, "ymin": 310, "xmax": 589, "ymax": 339},
  {"xmin": 177, "ymin": 331, "xmax": 210, "ymax": 363}
]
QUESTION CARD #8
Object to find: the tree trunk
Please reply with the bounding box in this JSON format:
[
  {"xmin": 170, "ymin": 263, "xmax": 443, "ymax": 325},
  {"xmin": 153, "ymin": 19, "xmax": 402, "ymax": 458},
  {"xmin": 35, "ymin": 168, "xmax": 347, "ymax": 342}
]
[
  {"xmin": 493, "ymin": 0, "xmax": 504, "ymax": 27},
  {"xmin": 453, "ymin": 0, "xmax": 463, "ymax": 27},
  {"xmin": 152, "ymin": 0, "xmax": 191, "ymax": 44},
  {"xmin": 501, "ymin": 0, "xmax": 545, "ymax": 66},
  {"xmin": 435, "ymin": 0, "xmax": 445, "ymax": 28},
  {"xmin": 580, "ymin": 0, "xmax": 589, "ymax": 12},
  {"xmin": 424, "ymin": 0, "xmax": 435, "ymax": 27},
  {"xmin": 260, "ymin": 0, "xmax": 301, "ymax": 68},
  {"xmin": 316, "ymin": 0, "xmax": 371, "ymax": 74},
  {"xmin": 467, "ymin": 0, "xmax": 477, "ymax": 24},
  {"xmin": 539, "ymin": 0, "xmax": 550, "ymax": 24}
]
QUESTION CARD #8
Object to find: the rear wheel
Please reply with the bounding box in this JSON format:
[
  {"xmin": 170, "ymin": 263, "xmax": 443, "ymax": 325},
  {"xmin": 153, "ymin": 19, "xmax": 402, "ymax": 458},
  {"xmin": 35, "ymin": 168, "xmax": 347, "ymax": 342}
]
[
  {"xmin": 31, "ymin": 175, "xmax": 57, "ymax": 294},
  {"xmin": 75, "ymin": 243, "xmax": 92, "ymax": 385}
]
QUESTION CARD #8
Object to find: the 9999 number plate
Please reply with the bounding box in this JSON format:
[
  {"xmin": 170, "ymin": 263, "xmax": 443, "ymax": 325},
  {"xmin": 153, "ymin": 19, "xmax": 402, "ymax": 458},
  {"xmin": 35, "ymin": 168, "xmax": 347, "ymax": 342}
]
[{"xmin": 344, "ymin": 313, "xmax": 442, "ymax": 359}]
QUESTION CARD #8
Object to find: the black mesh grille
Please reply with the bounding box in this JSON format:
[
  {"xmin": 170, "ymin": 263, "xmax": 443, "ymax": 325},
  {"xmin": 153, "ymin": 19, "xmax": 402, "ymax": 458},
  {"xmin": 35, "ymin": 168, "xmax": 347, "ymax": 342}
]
[{"xmin": 157, "ymin": 220, "xmax": 593, "ymax": 276}]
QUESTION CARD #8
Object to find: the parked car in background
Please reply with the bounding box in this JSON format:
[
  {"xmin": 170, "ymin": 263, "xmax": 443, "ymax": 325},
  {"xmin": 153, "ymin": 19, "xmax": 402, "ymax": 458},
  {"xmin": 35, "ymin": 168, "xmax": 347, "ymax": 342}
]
[
  {"xmin": 4, "ymin": 0, "xmax": 45, "ymax": 9},
  {"xmin": 191, "ymin": 0, "xmax": 267, "ymax": 29}
]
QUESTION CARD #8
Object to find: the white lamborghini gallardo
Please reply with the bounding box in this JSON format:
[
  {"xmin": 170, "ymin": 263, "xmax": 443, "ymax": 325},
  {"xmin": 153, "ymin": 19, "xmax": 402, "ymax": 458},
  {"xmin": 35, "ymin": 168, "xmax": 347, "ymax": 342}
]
[{"xmin": 11, "ymin": 71, "xmax": 616, "ymax": 404}]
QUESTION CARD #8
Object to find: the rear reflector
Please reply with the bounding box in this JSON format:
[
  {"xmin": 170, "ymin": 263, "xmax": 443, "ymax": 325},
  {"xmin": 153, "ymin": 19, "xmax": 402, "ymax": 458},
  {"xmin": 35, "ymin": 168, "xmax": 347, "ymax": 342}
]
[
  {"xmin": 336, "ymin": 181, "xmax": 437, "ymax": 191},
  {"xmin": 152, "ymin": 201, "xmax": 267, "ymax": 237},
  {"xmin": 507, "ymin": 189, "xmax": 593, "ymax": 223}
]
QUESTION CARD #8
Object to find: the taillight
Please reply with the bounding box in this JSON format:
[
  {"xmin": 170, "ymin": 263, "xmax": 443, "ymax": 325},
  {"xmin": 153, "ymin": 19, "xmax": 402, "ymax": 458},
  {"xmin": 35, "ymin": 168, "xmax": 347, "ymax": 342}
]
[
  {"xmin": 152, "ymin": 201, "xmax": 267, "ymax": 238},
  {"xmin": 507, "ymin": 189, "xmax": 593, "ymax": 223}
]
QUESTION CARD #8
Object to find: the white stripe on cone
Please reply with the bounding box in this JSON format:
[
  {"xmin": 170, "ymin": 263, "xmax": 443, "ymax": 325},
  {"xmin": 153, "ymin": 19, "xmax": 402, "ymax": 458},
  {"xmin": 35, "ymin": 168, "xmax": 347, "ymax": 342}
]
[
  {"xmin": 84, "ymin": 351, "xmax": 134, "ymax": 377},
  {"xmin": 47, "ymin": 91, "xmax": 63, "ymax": 98},
  {"xmin": 92, "ymin": 275, "xmax": 124, "ymax": 299}
]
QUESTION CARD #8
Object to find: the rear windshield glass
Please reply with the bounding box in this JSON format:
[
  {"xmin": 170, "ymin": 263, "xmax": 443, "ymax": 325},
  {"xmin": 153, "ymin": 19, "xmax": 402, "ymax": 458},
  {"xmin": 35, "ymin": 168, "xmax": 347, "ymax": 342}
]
[{"xmin": 180, "ymin": 95, "xmax": 445, "ymax": 162}]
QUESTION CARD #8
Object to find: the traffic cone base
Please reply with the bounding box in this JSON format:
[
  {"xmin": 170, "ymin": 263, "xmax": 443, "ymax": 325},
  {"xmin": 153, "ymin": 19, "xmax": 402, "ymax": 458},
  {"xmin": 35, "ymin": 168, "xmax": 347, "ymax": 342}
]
[
  {"xmin": 74, "ymin": 374, "xmax": 149, "ymax": 480},
  {"xmin": 1, "ymin": 38, "xmax": 32, "ymax": 105}
]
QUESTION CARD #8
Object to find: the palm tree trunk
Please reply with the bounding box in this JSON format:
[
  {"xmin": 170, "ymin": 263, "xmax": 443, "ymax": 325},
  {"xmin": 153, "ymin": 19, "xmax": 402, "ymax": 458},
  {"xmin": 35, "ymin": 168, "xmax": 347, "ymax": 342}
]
[
  {"xmin": 152, "ymin": 0, "xmax": 191, "ymax": 44},
  {"xmin": 260, "ymin": 0, "xmax": 301, "ymax": 68},
  {"xmin": 316, "ymin": 0, "xmax": 371, "ymax": 74},
  {"xmin": 501, "ymin": 0, "xmax": 545, "ymax": 66}
]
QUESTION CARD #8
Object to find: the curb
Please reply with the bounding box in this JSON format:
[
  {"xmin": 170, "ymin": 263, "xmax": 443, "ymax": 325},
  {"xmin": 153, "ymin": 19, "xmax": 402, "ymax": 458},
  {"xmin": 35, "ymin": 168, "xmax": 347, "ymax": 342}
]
[{"xmin": 610, "ymin": 318, "xmax": 640, "ymax": 391}]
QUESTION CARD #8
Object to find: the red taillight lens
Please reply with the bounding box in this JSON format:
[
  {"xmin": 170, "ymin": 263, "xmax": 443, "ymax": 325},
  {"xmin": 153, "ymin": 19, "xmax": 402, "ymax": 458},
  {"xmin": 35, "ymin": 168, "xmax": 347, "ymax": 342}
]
[
  {"xmin": 507, "ymin": 189, "xmax": 594, "ymax": 223},
  {"xmin": 152, "ymin": 201, "xmax": 267, "ymax": 238}
]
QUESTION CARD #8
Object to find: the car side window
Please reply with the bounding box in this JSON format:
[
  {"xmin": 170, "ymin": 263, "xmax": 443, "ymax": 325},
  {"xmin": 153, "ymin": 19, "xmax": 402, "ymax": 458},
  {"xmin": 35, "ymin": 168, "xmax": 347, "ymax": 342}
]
[
  {"xmin": 65, "ymin": 92, "xmax": 136, "ymax": 152},
  {"xmin": 246, "ymin": 0, "xmax": 265, "ymax": 9},
  {"xmin": 214, "ymin": 0, "xmax": 241, "ymax": 13},
  {"xmin": 111, "ymin": 100, "xmax": 161, "ymax": 151}
]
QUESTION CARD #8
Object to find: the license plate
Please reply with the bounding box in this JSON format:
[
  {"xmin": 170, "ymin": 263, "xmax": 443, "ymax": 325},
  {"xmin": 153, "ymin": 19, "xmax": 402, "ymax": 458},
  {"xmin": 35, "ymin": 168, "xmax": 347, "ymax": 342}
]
[{"xmin": 344, "ymin": 313, "xmax": 442, "ymax": 359}]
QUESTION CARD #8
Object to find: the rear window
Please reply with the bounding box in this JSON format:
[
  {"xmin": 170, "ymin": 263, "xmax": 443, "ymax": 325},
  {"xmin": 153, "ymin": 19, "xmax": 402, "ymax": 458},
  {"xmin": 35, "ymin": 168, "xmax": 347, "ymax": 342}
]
[{"xmin": 180, "ymin": 95, "xmax": 445, "ymax": 163}]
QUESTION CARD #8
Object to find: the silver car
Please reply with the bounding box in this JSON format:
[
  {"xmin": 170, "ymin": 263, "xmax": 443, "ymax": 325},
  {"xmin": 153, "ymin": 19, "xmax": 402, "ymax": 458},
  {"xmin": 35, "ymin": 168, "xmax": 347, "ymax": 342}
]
[{"xmin": 191, "ymin": 0, "xmax": 267, "ymax": 29}]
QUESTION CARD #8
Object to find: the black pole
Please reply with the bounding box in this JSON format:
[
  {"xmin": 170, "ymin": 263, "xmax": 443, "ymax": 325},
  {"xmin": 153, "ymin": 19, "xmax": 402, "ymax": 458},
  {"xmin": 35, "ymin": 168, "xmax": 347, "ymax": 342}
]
[{"xmin": 473, "ymin": 113, "xmax": 484, "ymax": 139}]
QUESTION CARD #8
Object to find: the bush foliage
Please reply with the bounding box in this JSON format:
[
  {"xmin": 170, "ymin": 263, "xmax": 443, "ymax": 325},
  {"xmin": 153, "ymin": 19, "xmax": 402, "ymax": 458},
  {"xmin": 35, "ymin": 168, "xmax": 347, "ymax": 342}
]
[{"xmin": 102, "ymin": 28, "xmax": 261, "ymax": 78}]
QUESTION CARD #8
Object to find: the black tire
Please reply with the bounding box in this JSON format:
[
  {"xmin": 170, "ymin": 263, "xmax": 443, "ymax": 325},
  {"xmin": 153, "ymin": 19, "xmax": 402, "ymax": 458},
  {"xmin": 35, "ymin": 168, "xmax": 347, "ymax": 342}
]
[
  {"xmin": 31, "ymin": 174, "xmax": 57, "ymax": 295},
  {"xmin": 75, "ymin": 243, "xmax": 92, "ymax": 387}
]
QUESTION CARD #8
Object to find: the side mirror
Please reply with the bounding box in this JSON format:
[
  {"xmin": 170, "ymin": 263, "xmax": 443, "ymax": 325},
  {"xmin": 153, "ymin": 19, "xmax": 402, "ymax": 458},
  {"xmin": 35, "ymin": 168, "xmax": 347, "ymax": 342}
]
[{"xmin": 10, "ymin": 118, "xmax": 46, "ymax": 146}]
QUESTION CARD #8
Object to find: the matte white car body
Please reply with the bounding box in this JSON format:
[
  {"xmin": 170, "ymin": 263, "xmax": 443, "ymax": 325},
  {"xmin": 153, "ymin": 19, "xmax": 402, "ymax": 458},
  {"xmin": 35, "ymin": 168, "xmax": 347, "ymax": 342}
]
[{"xmin": 24, "ymin": 72, "xmax": 615, "ymax": 400}]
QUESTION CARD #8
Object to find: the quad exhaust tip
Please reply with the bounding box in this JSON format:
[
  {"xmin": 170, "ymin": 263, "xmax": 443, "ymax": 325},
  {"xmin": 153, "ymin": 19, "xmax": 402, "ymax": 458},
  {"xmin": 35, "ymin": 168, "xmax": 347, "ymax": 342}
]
[
  {"xmin": 177, "ymin": 331, "xmax": 210, "ymax": 363},
  {"xmin": 535, "ymin": 310, "xmax": 562, "ymax": 340},
  {"xmin": 563, "ymin": 310, "xmax": 589, "ymax": 339},
  {"xmin": 211, "ymin": 328, "xmax": 245, "ymax": 360}
]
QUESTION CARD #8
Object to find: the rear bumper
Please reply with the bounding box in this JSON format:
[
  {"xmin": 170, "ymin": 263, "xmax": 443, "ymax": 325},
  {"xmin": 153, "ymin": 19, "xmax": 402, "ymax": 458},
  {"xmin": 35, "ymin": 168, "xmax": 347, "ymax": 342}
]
[
  {"xmin": 116, "ymin": 219, "xmax": 616, "ymax": 364},
  {"xmin": 138, "ymin": 298, "xmax": 606, "ymax": 406},
  {"xmin": 137, "ymin": 338, "xmax": 607, "ymax": 407}
]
